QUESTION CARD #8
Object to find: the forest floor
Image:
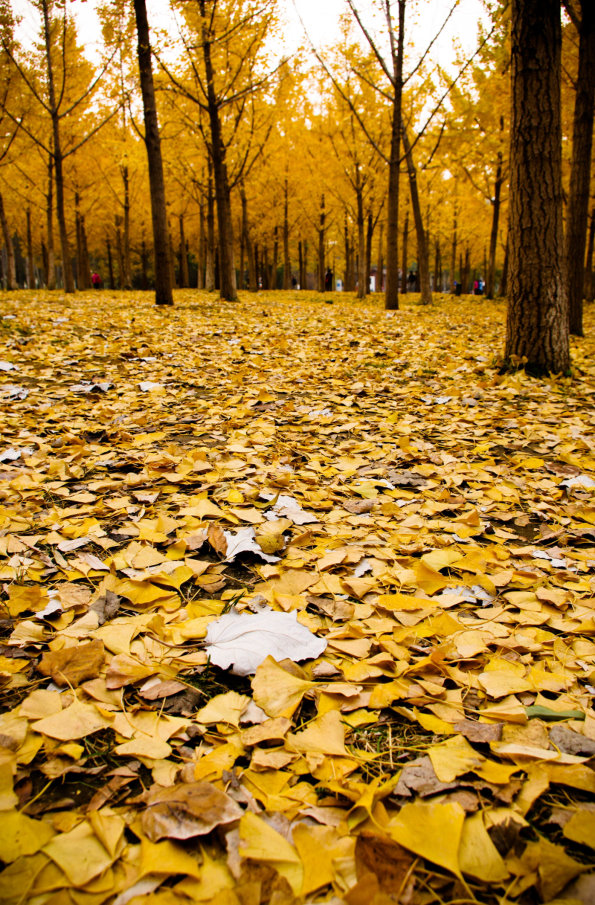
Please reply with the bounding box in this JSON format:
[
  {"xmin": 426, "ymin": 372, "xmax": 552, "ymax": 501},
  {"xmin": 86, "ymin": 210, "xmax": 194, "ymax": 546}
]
[{"xmin": 0, "ymin": 289, "xmax": 594, "ymax": 905}]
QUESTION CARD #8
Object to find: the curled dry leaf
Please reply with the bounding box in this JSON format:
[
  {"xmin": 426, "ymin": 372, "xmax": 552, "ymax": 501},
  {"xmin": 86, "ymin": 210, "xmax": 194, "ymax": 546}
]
[{"xmin": 140, "ymin": 781, "xmax": 243, "ymax": 841}]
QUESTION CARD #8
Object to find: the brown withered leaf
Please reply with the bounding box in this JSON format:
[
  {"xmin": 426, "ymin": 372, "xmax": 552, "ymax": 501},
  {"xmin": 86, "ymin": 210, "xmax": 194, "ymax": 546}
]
[
  {"xmin": 355, "ymin": 833, "xmax": 415, "ymax": 889},
  {"xmin": 37, "ymin": 640, "xmax": 105, "ymax": 687},
  {"xmin": 454, "ymin": 720, "xmax": 503, "ymax": 744},
  {"xmin": 141, "ymin": 781, "xmax": 243, "ymax": 841}
]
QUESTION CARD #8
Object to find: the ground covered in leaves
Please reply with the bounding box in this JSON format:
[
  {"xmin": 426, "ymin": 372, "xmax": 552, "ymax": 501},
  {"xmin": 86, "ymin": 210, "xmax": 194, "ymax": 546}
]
[{"xmin": 0, "ymin": 289, "xmax": 594, "ymax": 905}]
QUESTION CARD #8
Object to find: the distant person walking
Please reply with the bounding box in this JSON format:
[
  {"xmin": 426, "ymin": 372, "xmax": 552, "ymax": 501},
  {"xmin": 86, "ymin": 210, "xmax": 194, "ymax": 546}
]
[
  {"xmin": 91, "ymin": 272, "xmax": 101, "ymax": 289},
  {"xmin": 325, "ymin": 268, "xmax": 333, "ymax": 291}
]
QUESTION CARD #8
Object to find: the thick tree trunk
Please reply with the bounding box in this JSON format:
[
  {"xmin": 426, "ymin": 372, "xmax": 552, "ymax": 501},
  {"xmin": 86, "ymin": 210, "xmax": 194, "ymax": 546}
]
[
  {"xmin": 0, "ymin": 191, "xmax": 16, "ymax": 290},
  {"xmin": 402, "ymin": 125, "xmax": 432, "ymax": 305},
  {"xmin": 263, "ymin": 244, "xmax": 269, "ymax": 290},
  {"xmin": 384, "ymin": 0, "xmax": 405, "ymax": 310},
  {"xmin": 504, "ymin": 0, "xmax": 569, "ymax": 374},
  {"xmin": 133, "ymin": 0, "xmax": 173, "ymax": 306},
  {"xmin": 566, "ymin": 0, "xmax": 595, "ymax": 336}
]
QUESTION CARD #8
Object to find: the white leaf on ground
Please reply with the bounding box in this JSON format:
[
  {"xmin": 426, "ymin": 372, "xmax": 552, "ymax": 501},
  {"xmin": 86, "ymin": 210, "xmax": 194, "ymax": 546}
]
[
  {"xmin": 0, "ymin": 360, "xmax": 17, "ymax": 371},
  {"xmin": 1, "ymin": 385, "xmax": 28, "ymax": 400},
  {"xmin": 262, "ymin": 493, "xmax": 318, "ymax": 525},
  {"xmin": 0, "ymin": 447, "xmax": 33, "ymax": 462},
  {"xmin": 353, "ymin": 558, "xmax": 373, "ymax": 578},
  {"xmin": 34, "ymin": 591, "xmax": 63, "ymax": 620},
  {"xmin": 205, "ymin": 606, "xmax": 327, "ymax": 675},
  {"xmin": 561, "ymin": 474, "xmax": 595, "ymax": 489},
  {"xmin": 138, "ymin": 381, "xmax": 164, "ymax": 392},
  {"xmin": 223, "ymin": 527, "xmax": 280, "ymax": 563}
]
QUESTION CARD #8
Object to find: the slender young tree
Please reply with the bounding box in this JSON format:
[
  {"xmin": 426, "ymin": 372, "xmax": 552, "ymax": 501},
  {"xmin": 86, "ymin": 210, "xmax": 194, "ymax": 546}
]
[
  {"xmin": 504, "ymin": 0, "xmax": 569, "ymax": 374},
  {"xmin": 133, "ymin": 0, "xmax": 173, "ymax": 305}
]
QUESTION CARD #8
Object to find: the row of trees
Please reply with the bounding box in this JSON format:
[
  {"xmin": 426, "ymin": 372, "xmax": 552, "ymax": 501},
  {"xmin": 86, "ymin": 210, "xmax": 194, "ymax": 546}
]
[{"xmin": 0, "ymin": 0, "xmax": 593, "ymax": 373}]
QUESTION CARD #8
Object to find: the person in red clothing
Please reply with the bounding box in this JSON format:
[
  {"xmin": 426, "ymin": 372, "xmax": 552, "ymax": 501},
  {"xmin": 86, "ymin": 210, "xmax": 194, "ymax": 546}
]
[{"xmin": 91, "ymin": 272, "xmax": 101, "ymax": 289}]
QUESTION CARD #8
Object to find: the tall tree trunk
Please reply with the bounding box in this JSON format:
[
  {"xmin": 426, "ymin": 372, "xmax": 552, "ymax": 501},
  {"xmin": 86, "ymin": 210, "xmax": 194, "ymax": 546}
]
[
  {"xmin": 384, "ymin": 0, "xmax": 405, "ymax": 311},
  {"xmin": 179, "ymin": 214, "xmax": 189, "ymax": 287},
  {"xmin": 122, "ymin": 165, "xmax": 132, "ymax": 289},
  {"xmin": 584, "ymin": 207, "xmax": 595, "ymax": 301},
  {"xmin": 199, "ymin": 0, "xmax": 236, "ymax": 301},
  {"xmin": 240, "ymin": 186, "xmax": 256, "ymax": 292},
  {"xmin": 318, "ymin": 194, "xmax": 326, "ymax": 292},
  {"xmin": 401, "ymin": 207, "xmax": 409, "ymax": 293},
  {"xmin": 81, "ymin": 216, "xmax": 90, "ymax": 289},
  {"xmin": 205, "ymin": 173, "xmax": 215, "ymax": 291},
  {"xmin": 133, "ymin": 0, "xmax": 173, "ymax": 306},
  {"xmin": 434, "ymin": 239, "xmax": 441, "ymax": 292},
  {"xmin": 566, "ymin": 0, "xmax": 595, "ymax": 335},
  {"xmin": 402, "ymin": 125, "xmax": 432, "ymax": 304},
  {"xmin": 0, "ymin": 191, "xmax": 15, "ymax": 290},
  {"xmin": 302, "ymin": 240, "xmax": 308, "ymax": 290},
  {"xmin": 46, "ymin": 153, "xmax": 55, "ymax": 289},
  {"xmin": 263, "ymin": 244, "xmax": 269, "ymax": 290},
  {"xmin": 298, "ymin": 240, "xmax": 303, "ymax": 290},
  {"xmin": 41, "ymin": 0, "xmax": 74, "ymax": 294},
  {"xmin": 26, "ymin": 209, "xmax": 34, "ymax": 288},
  {"xmin": 504, "ymin": 0, "xmax": 569, "ymax": 374},
  {"xmin": 377, "ymin": 221, "xmax": 384, "ymax": 292}
]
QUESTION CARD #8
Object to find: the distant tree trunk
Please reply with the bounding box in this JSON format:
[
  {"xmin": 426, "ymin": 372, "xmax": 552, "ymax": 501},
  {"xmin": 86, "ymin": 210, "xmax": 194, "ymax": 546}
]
[
  {"xmin": 179, "ymin": 214, "xmax": 189, "ymax": 287},
  {"xmin": 401, "ymin": 207, "xmax": 409, "ymax": 293},
  {"xmin": 434, "ymin": 239, "xmax": 441, "ymax": 292},
  {"xmin": 318, "ymin": 194, "xmax": 326, "ymax": 292},
  {"xmin": 76, "ymin": 194, "xmax": 84, "ymax": 288},
  {"xmin": 302, "ymin": 240, "xmax": 308, "ymax": 289},
  {"xmin": 451, "ymin": 196, "xmax": 457, "ymax": 291},
  {"xmin": 122, "ymin": 165, "xmax": 132, "ymax": 289},
  {"xmin": 344, "ymin": 214, "xmax": 350, "ymax": 291},
  {"xmin": 462, "ymin": 246, "xmax": 470, "ymax": 292},
  {"xmin": 283, "ymin": 178, "xmax": 290, "ymax": 290},
  {"xmin": 486, "ymin": 149, "xmax": 503, "ymax": 300},
  {"xmin": 584, "ymin": 207, "xmax": 594, "ymax": 301},
  {"xmin": 199, "ymin": 0, "xmax": 236, "ymax": 301},
  {"xmin": 205, "ymin": 173, "xmax": 215, "ymax": 291},
  {"xmin": 500, "ymin": 233, "xmax": 509, "ymax": 297},
  {"xmin": 384, "ymin": 0, "xmax": 405, "ymax": 311},
  {"xmin": 40, "ymin": 0, "xmax": 74, "ymax": 293},
  {"xmin": 504, "ymin": 0, "xmax": 569, "ymax": 374},
  {"xmin": 141, "ymin": 236, "xmax": 149, "ymax": 289},
  {"xmin": 298, "ymin": 240, "xmax": 303, "ymax": 290},
  {"xmin": 356, "ymin": 174, "xmax": 366, "ymax": 299},
  {"xmin": 45, "ymin": 154, "xmax": 55, "ymax": 290},
  {"xmin": 197, "ymin": 196, "xmax": 205, "ymax": 289},
  {"xmin": 115, "ymin": 216, "xmax": 125, "ymax": 288},
  {"xmin": 271, "ymin": 225, "xmax": 278, "ymax": 289},
  {"xmin": 402, "ymin": 125, "xmax": 432, "ymax": 304},
  {"xmin": 106, "ymin": 238, "xmax": 115, "ymax": 289},
  {"xmin": 377, "ymin": 221, "xmax": 384, "ymax": 292},
  {"xmin": 566, "ymin": 0, "xmax": 595, "ymax": 335},
  {"xmin": 133, "ymin": 0, "xmax": 173, "ymax": 306},
  {"xmin": 240, "ymin": 187, "xmax": 256, "ymax": 292},
  {"xmin": 81, "ymin": 217, "xmax": 90, "ymax": 288},
  {"xmin": 169, "ymin": 229, "xmax": 177, "ymax": 288},
  {"xmin": 365, "ymin": 211, "xmax": 374, "ymax": 293},
  {"xmin": 26, "ymin": 209, "xmax": 34, "ymax": 288},
  {"xmin": 0, "ymin": 191, "xmax": 16, "ymax": 290},
  {"xmin": 263, "ymin": 244, "xmax": 269, "ymax": 290}
]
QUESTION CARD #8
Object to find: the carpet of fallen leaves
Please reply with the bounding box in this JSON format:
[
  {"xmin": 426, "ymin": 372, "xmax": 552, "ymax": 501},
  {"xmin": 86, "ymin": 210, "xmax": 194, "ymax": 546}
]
[{"xmin": 0, "ymin": 289, "xmax": 594, "ymax": 905}]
